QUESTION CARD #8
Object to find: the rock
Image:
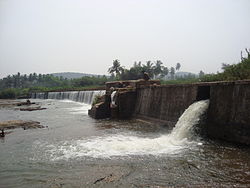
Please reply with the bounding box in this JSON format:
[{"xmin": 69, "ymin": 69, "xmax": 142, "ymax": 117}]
[
  {"xmin": 0, "ymin": 99, "xmax": 35, "ymax": 108},
  {"xmin": 20, "ymin": 106, "xmax": 46, "ymax": 111},
  {"xmin": 16, "ymin": 101, "xmax": 35, "ymax": 106},
  {"xmin": 93, "ymin": 174, "xmax": 116, "ymax": 184},
  {"xmin": 88, "ymin": 94, "xmax": 111, "ymax": 119},
  {"xmin": 0, "ymin": 120, "xmax": 45, "ymax": 130},
  {"xmin": 88, "ymin": 102, "xmax": 110, "ymax": 119}
]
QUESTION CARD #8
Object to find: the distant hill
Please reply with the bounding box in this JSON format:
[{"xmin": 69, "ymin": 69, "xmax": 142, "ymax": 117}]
[{"xmin": 51, "ymin": 72, "xmax": 105, "ymax": 79}]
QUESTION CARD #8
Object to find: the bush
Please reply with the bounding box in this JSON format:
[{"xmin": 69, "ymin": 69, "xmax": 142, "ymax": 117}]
[
  {"xmin": 201, "ymin": 50, "xmax": 250, "ymax": 82},
  {"xmin": 0, "ymin": 88, "xmax": 17, "ymax": 99},
  {"xmin": 0, "ymin": 88, "xmax": 30, "ymax": 99}
]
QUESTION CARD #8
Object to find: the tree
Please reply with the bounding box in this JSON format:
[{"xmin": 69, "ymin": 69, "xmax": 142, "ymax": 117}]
[
  {"xmin": 170, "ymin": 67, "xmax": 175, "ymax": 79},
  {"xmin": 32, "ymin": 73, "xmax": 37, "ymax": 80},
  {"xmin": 221, "ymin": 63, "xmax": 230, "ymax": 71},
  {"xmin": 108, "ymin": 59, "xmax": 124, "ymax": 78},
  {"xmin": 38, "ymin": 74, "xmax": 43, "ymax": 82},
  {"xmin": 176, "ymin": 63, "xmax": 181, "ymax": 71},
  {"xmin": 133, "ymin": 61, "xmax": 142, "ymax": 68},
  {"xmin": 142, "ymin": 61, "xmax": 154, "ymax": 78},
  {"xmin": 28, "ymin": 73, "xmax": 33, "ymax": 82},
  {"xmin": 199, "ymin": 70, "xmax": 205, "ymax": 78},
  {"xmin": 161, "ymin": 66, "xmax": 169, "ymax": 78},
  {"xmin": 6, "ymin": 75, "xmax": 12, "ymax": 88},
  {"xmin": 153, "ymin": 60, "xmax": 163, "ymax": 78}
]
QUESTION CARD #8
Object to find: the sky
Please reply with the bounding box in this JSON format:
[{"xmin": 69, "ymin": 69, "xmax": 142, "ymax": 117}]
[{"xmin": 0, "ymin": 0, "xmax": 250, "ymax": 78}]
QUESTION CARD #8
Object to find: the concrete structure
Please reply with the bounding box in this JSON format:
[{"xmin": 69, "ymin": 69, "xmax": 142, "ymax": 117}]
[{"xmin": 89, "ymin": 79, "xmax": 250, "ymax": 145}]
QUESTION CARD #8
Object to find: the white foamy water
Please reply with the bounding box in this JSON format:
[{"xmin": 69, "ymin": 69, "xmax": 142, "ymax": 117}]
[
  {"xmin": 39, "ymin": 100, "xmax": 209, "ymax": 160},
  {"xmin": 61, "ymin": 100, "xmax": 91, "ymax": 114},
  {"xmin": 32, "ymin": 90, "xmax": 106, "ymax": 105}
]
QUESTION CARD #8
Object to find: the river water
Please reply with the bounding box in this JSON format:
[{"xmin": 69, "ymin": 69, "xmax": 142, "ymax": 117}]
[{"xmin": 0, "ymin": 98, "xmax": 250, "ymax": 187}]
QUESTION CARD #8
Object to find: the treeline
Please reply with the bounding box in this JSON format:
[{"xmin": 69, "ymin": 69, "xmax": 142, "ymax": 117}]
[
  {"xmin": 107, "ymin": 49, "xmax": 250, "ymax": 83},
  {"xmin": 0, "ymin": 73, "xmax": 109, "ymax": 90},
  {"xmin": 0, "ymin": 73, "xmax": 67, "ymax": 89},
  {"xmin": 108, "ymin": 60, "xmax": 184, "ymax": 80},
  {"xmin": 0, "ymin": 73, "xmax": 109, "ymax": 98}
]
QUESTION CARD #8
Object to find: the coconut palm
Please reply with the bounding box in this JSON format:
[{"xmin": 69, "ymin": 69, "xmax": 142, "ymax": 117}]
[
  {"xmin": 176, "ymin": 63, "xmax": 181, "ymax": 71},
  {"xmin": 108, "ymin": 59, "xmax": 124, "ymax": 78},
  {"xmin": 170, "ymin": 67, "xmax": 175, "ymax": 79},
  {"xmin": 153, "ymin": 60, "xmax": 163, "ymax": 78}
]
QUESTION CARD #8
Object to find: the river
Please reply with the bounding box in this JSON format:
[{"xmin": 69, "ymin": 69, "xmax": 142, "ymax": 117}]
[{"xmin": 0, "ymin": 97, "xmax": 250, "ymax": 187}]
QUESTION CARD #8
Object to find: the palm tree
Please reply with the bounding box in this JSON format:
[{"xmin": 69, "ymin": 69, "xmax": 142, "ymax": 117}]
[
  {"xmin": 144, "ymin": 61, "xmax": 153, "ymax": 69},
  {"xmin": 161, "ymin": 66, "xmax": 169, "ymax": 79},
  {"xmin": 108, "ymin": 59, "xmax": 124, "ymax": 78},
  {"xmin": 176, "ymin": 63, "xmax": 181, "ymax": 71},
  {"xmin": 170, "ymin": 67, "xmax": 175, "ymax": 79},
  {"xmin": 142, "ymin": 61, "xmax": 154, "ymax": 77},
  {"xmin": 153, "ymin": 60, "xmax": 163, "ymax": 78}
]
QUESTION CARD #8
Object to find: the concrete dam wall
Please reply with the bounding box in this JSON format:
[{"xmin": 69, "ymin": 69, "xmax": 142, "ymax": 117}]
[
  {"xmin": 134, "ymin": 81, "xmax": 250, "ymax": 145},
  {"xmin": 135, "ymin": 84, "xmax": 198, "ymax": 127},
  {"xmin": 206, "ymin": 81, "xmax": 250, "ymax": 145}
]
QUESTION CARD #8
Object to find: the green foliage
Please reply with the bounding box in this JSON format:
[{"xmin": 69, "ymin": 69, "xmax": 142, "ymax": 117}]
[
  {"xmin": 0, "ymin": 88, "xmax": 30, "ymax": 99},
  {"xmin": 0, "ymin": 88, "xmax": 16, "ymax": 99},
  {"xmin": 201, "ymin": 49, "xmax": 250, "ymax": 82},
  {"xmin": 0, "ymin": 73, "xmax": 70, "ymax": 89},
  {"xmin": 72, "ymin": 76, "xmax": 108, "ymax": 87},
  {"xmin": 108, "ymin": 59, "xmax": 124, "ymax": 79},
  {"xmin": 113, "ymin": 60, "xmax": 179, "ymax": 80},
  {"xmin": 153, "ymin": 60, "xmax": 163, "ymax": 77},
  {"xmin": 0, "ymin": 73, "xmax": 109, "ymax": 99}
]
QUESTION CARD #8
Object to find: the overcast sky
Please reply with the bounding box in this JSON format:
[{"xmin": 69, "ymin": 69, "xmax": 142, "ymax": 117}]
[{"xmin": 0, "ymin": 0, "xmax": 250, "ymax": 78}]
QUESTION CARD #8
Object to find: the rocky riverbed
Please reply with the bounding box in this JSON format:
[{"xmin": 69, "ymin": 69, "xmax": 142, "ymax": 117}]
[
  {"xmin": 0, "ymin": 99, "xmax": 46, "ymax": 137},
  {"xmin": 0, "ymin": 99, "xmax": 47, "ymax": 111},
  {"xmin": 0, "ymin": 120, "xmax": 44, "ymax": 130}
]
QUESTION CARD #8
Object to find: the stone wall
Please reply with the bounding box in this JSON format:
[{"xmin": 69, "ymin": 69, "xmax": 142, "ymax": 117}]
[
  {"xmin": 206, "ymin": 81, "xmax": 250, "ymax": 145},
  {"xmin": 134, "ymin": 80, "xmax": 250, "ymax": 145},
  {"xmin": 86, "ymin": 79, "xmax": 250, "ymax": 145},
  {"xmin": 135, "ymin": 84, "xmax": 198, "ymax": 127},
  {"xmin": 117, "ymin": 90, "xmax": 137, "ymax": 119}
]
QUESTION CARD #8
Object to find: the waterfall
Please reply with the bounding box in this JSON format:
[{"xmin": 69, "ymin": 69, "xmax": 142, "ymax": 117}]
[
  {"xmin": 32, "ymin": 90, "xmax": 105, "ymax": 105},
  {"xmin": 32, "ymin": 92, "xmax": 46, "ymax": 99},
  {"xmin": 45, "ymin": 100, "xmax": 210, "ymax": 159},
  {"xmin": 168, "ymin": 99, "xmax": 210, "ymax": 141}
]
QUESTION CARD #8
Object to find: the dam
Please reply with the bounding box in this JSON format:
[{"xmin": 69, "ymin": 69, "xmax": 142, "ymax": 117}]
[
  {"xmin": 88, "ymin": 79, "xmax": 250, "ymax": 145},
  {"xmin": 4, "ymin": 80, "xmax": 246, "ymax": 187},
  {"xmin": 31, "ymin": 80, "xmax": 250, "ymax": 145}
]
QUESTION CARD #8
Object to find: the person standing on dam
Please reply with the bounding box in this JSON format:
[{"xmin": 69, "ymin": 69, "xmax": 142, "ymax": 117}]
[{"xmin": 142, "ymin": 71, "xmax": 150, "ymax": 81}]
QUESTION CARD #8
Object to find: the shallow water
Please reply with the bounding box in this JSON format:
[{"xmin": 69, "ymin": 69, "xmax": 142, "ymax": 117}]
[{"xmin": 0, "ymin": 99, "xmax": 250, "ymax": 187}]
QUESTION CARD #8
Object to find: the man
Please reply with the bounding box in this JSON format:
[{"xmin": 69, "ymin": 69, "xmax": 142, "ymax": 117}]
[{"xmin": 142, "ymin": 71, "xmax": 150, "ymax": 81}]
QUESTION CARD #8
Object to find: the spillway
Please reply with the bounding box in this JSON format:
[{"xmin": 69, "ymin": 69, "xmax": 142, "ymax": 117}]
[{"xmin": 31, "ymin": 90, "xmax": 105, "ymax": 105}]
